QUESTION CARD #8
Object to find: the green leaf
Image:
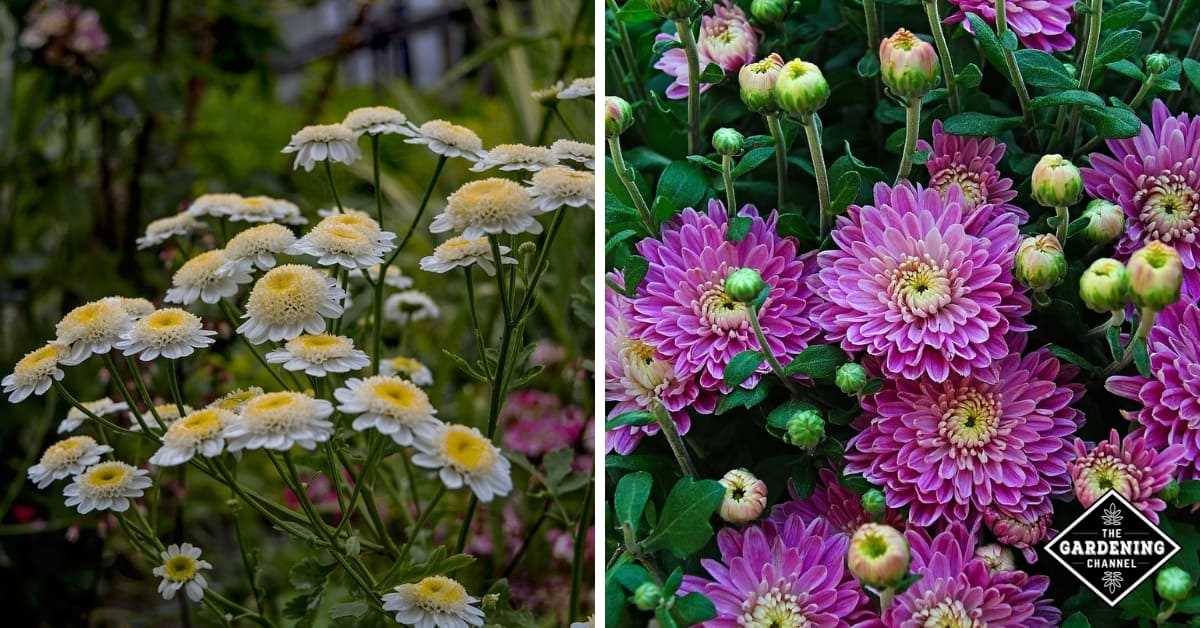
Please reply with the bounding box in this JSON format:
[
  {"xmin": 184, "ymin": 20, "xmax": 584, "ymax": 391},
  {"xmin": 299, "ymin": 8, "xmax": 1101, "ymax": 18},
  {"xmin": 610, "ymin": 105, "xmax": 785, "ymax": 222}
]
[
  {"xmin": 857, "ymin": 53, "xmax": 880, "ymax": 78},
  {"xmin": 1061, "ymin": 611, "xmax": 1091, "ymax": 628},
  {"xmin": 1081, "ymin": 106, "xmax": 1141, "ymax": 139},
  {"xmin": 663, "ymin": 567, "xmax": 684, "ymax": 596},
  {"xmin": 329, "ymin": 601, "xmax": 370, "ymax": 620},
  {"xmin": 727, "ymin": 216, "xmax": 752, "ymax": 242},
  {"xmin": 605, "ymin": 229, "xmax": 639, "ymax": 255},
  {"xmin": 1015, "ymin": 49, "xmax": 1077, "ymax": 88},
  {"xmin": 616, "ymin": 0, "xmax": 658, "ymax": 23},
  {"xmin": 699, "ymin": 63, "xmax": 725, "ymax": 85},
  {"xmin": 686, "ymin": 154, "xmax": 723, "ymax": 173},
  {"xmin": 606, "ymin": 410, "xmax": 654, "ymax": 431},
  {"xmin": 830, "ymin": 171, "xmax": 861, "ymax": 215},
  {"xmin": 653, "ymin": 38, "xmax": 682, "ymax": 55},
  {"xmin": 1047, "ymin": 344, "xmax": 1100, "ymax": 374},
  {"xmin": 964, "ymin": 14, "xmax": 1008, "ymax": 77},
  {"xmin": 999, "ymin": 29, "xmax": 1018, "ymax": 51},
  {"xmin": 1102, "ymin": 1, "xmax": 1147, "ymax": 30},
  {"xmin": 1095, "ymin": 29, "xmax": 1141, "ymax": 67},
  {"xmin": 716, "ymin": 381, "xmax": 769, "ymax": 414},
  {"xmin": 827, "ymin": 141, "xmax": 887, "ymax": 205},
  {"xmin": 673, "ymin": 592, "xmax": 718, "ymax": 626},
  {"xmin": 955, "ymin": 63, "xmax": 983, "ymax": 89},
  {"xmin": 731, "ymin": 147, "xmax": 775, "ymax": 178},
  {"xmin": 655, "ymin": 161, "xmax": 708, "ymax": 221},
  {"xmin": 657, "ymin": 606, "xmax": 680, "ymax": 628},
  {"xmin": 1134, "ymin": 337, "xmax": 1151, "ymax": 376},
  {"xmin": 724, "ymin": 350, "xmax": 765, "ymax": 388},
  {"xmin": 1066, "ymin": 215, "xmax": 1092, "ymax": 239},
  {"xmin": 643, "ymin": 477, "xmax": 726, "ymax": 558},
  {"xmin": 1177, "ymin": 480, "xmax": 1200, "ymax": 505},
  {"xmin": 623, "ymin": 255, "xmax": 649, "ymax": 297},
  {"xmin": 765, "ymin": 399, "xmax": 818, "ymax": 430},
  {"xmin": 1029, "ymin": 90, "xmax": 1105, "ymax": 110},
  {"xmin": 1184, "ymin": 58, "xmax": 1200, "ymax": 89},
  {"xmin": 615, "ymin": 471, "xmax": 653, "ymax": 534},
  {"xmin": 1106, "ymin": 325, "xmax": 1122, "ymax": 361},
  {"xmin": 1107, "ymin": 59, "xmax": 1146, "ymax": 81},
  {"xmin": 1117, "ymin": 579, "xmax": 1156, "ymax": 619},
  {"xmin": 782, "ymin": 344, "xmax": 847, "ymax": 379},
  {"xmin": 942, "ymin": 112, "xmax": 1024, "ymax": 136}
]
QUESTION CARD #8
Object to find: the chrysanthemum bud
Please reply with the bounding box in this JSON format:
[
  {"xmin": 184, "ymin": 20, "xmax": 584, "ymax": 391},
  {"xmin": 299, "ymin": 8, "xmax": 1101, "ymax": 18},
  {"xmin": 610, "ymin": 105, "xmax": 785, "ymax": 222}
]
[
  {"xmin": 879, "ymin": 29, "xmax": 940, "ymax": 100},
  {"xmin": 785, "ymin": 409, "xmax": 824, "ymax": 450},
  {"xmin": 646, "ymin": 0, "xmax": 698, "ymax": 19},
  {"xmin": 847, "ymin": 523, "xmax": 910, "ymax": 589},
  {"xmin": 835, "ymin": 362, "xmax": 869, "ymax": 395},
  {"xmin": 712, "ymin": 128, "xmax": 745, "ymax": 156},
  {"xmin": 974, "ymin": 544, "xmax": 1017, "ymax": 573},
  {"xmin": 1014, "ymin": 235, "xmax": 1067, "ymax": 291},
  {"xmin": 774, "ymin": 59, "xmax": 830, "ymax": 117},
  {"xmin": 633, "ymin": 582, "xmax": 662, "ymax": 610},
  {"xmin": 1145, "ymin": 53, "xmax": 1172, "ymax": 75},
  {"xmin": 605, "ymin": 96, "xmax": 634, "ymax": 138},
  {"xmin": 1031, "ymin": 154, "xmax": 1083, "ymax": 208},
  {"xmin": 1128, "ymin": 241, "xmax": 1183, "ymax": 311},
  {"xmin": 1160, "ymin": 479, "xmax": 1180, "ymax": 503},
  {"xmin": 739, "ymin": 53, "xmax": 785, "ymax": 113},
  {"xmin": 750, "ymin": 0, "xmax": 788, "ymax": 22},
  {"xmin": 862, "ymin": 489, "xmax": 886, "ymax": 520},
  {"xmin": 1156, "ymin": 566, "xmax": 1194, "ymax": 602},
  {"xmin": 718, "ymin": 468, "xmax": 768, "ymax": 524},
  {"xmin": 1080, "ymin": 199, "xmax": 1125, "ymax": 245},
  {"xmin": 1079, "ymin": 258, "xmax": 1130, "ymax": 313},
  {"xmin": 724, "ymin": 267, "xmax": 766, "ymax": 302}
]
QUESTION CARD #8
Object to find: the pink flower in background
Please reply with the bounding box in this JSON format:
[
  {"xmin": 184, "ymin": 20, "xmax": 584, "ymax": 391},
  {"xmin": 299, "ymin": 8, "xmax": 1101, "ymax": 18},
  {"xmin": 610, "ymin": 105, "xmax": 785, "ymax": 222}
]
[
  {"xmin": 1068, "ymin": 429, "xmax": 1183, "ymax": 522},
  {"xmin": 465, "ymin": 502, "xmax": 523, "ymax": 557},
  {"xmin": 946, "ymin": 0, "xmax": 1075, "ymax": 53},
  {"xmin": 501, "ymin": 390, "xmax": 585, "ymax": 458},
  {"xmin": 546, "ymin": 526, "xmax": 595, "ymax": 564},
  {"xmin": 284, "ymin": 472, "xmax": 353, "ymax": 522},
  {"xmin": 20, "ymin": 0, "xmax": 109, "ymax": 63},
  {"xmin": 918, "ymin": 119, "xmax": 1026, "ymax": 221},
  {"xmin": 654, "ymin": 1, "xmax": 758, "ymax": 99}
]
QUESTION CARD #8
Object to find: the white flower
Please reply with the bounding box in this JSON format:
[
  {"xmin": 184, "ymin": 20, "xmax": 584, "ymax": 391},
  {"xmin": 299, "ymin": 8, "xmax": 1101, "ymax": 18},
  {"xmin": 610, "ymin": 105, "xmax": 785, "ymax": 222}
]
[
  {"xmin": 335, "ymin": 376, "xmax": 441, "ymax": 446},
  {"xmin": 223, "ymin": 196, "xmax": 302, "ymax": 224},
  {"xmin": 225, "ymin": 392, "xmax": 335, "ymax": 451},
  {"xmin": 137, "ymin": 213, "xmax": 207, "ymax": 249},
  {"xmin": 54, "ymin": 298, "xmax": 133, "ymax": 365},
  {"xmin": 205, "ymin": 387, "xmax": 264, "ymax": 412},
  {"xmin": 343, "ymin": 106, "xmax": 415, "ymax": 137},
  {"xmin": 406, "ymin": 120, "xmax": 484, "ymax": 161},
  {"xmin": 149, "ymin": 408, "xmax": 233, "ymax": 466},
  {"xmin": 469, "ymin": 144, "xmax": 558, "ymax": 173},
  {"xmin": 28, "ymin": 436, "xmax": 112, "ymax": 489},
  {"xmin": 550, "ymin": 139, "xmax": 595, "ymax": 170},
  {"xmin": 116, "ymin": 308, "xmax": 217, "ymax": 361},
  {"xmin": 318, "ymin": 206, "xmax": 370, "ymax": 219},
  {"xmin": 428, "ymin": 178, "xmax": 541, "ymax": 238},
  {"xmin": 131, "ymin": 403, "xmax": 193, "ymax": 432},
  {"xmin": 221, "ymin": 223, "xmax": 298, "ymax": 273},
  {"xmin": 265, "ymin": 334, "xmax": 369, "ymax": 376},
  {"xmin": 58, "ymin": 397, "xmax": 129, "ymax": 433},
  {"xmin": 165, "ymin": 249, "xmax": 253, "ymax": 305},
  {"xmin": 186, "ymin": 193, "xmax": 244, "ymax": 219},
  {"xmin": 363, "ymin": 264, "xmax": 414, "ymax": 289},
  {"xmin": 557, "ymin": 76, "xmax": 594, "ymax": 99},
  {"xmin": 282, "ymin": 123, "xmax": 361, "ymax": 171},
  {"xmin": 152, "ymin": 543, "xmax": 213, "ymax": 602},
  {"xmin": 384, "ymin": 290, "xmax": 440, "ymax": 324},
  {"xmin": 110, "ymin": 297, "xmax": 156, "ymax": 319},
  {"xmin": 531, "ymin": 81, "xmax": 564, "ymax": 103},
  {"xmin": 3, "ymin": 342, "xmax": 67, "ymax": 403},
  {"xmin": 289, "ymin": 213, "xmax": 396, "ymax": 270},
  {"xmin": 63, "ymin": 460, "xmax": 152, "ymax": 514},
  {"xmin": 381, "ymin": 576, "xmax": 485, "ymax": 628},
  {"xmin": 413, "ymin": 423, "xmax": 512, "ymax": 502},
  {"xmin": 380, "ymin": 356, "xmax": 433, "ymax": 386},
  {"xmin": 237, "ymin": 265, "xmax": 345, "ymax": 344},
  {"xmin": 528, "ymin": 166, "xmax": 595, "ymax": 213},
  {"xmin": 419, "ymin": 236, "xmax": 515, "ymax": 276}
]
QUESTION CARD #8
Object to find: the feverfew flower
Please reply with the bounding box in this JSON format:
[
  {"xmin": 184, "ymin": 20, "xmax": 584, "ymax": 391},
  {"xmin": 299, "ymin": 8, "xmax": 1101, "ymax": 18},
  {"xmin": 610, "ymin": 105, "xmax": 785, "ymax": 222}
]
[
  {"xmin": 335, "ymin": 376, "xmax": 441, "ymax": 446},
  {"xmin": 384, "ymin": 290, "xmax": 440, "ymax": 324},
  {"xmin": 365, "ymin": 264, "xmax": 414, "ymax": 288},
  {"xmin": 655, "ymin": 2, "xmax": 757, "ymax": 99},
  {"xmin": 265, "ymin": 334, "xmax": 369, "ymax": 376},
  {"xmin": 470, "ymin": 143, "xmax": 558, "ymax": 173},
  {"xmin": 238, "ymin": 265, "xmax": 345, "ymax": 344},
  {"xmin": 528, "ymin": 166, "xmax": 595, "ymax": 213},
  {"xmin": 549, "ymin": 139, "xmax": 595, "ymax": 170},
  {"xmin": 149, "ymin": 408, "xmax": 233, "ymax": 466},
  {"xmin": 556, "ymin": 76, "xmax": 595, "ymax": 100},
  {"xmin": 381, "ymin": 356, "xmax": 433, "ymax": 386},
  {"xmin": 55, "ymin": 298, "xmax": 133, "ymax": 365},
  {"xmin": 947, "ymin": 0, "xmax": 1075, "ymax": 52},
  {"xmin": 406, "ymin": 119, "xmax": 484, "ymax": 161},
  {"xmin": 58, "ymin": 397, "xmax": 128, "ymax": 433},
  {"xmin": 152, "ymin": 543, "xmax": 212, "ymax": 602},
  {"xmin": 116, "ymin": 308, "xmax": 217, "ymax": 361},
  {"xmin": 419, "ymin": 236, "xmax": 515, "ymax": 276},
  {"xmin": 131, "ymin": 403, "xmax": 192, "ymax": 431},
  {"xmin": 185, "ymin": 193, "xmax": 243, "ymax": 219},
  {"xmin": 205, "ymin": 387, "xmax": 264, "ymax": 412},
  {"xmin": 282, "ymin": 123, "xmax": 361, "ymax": 171},
  {"xmin": 429, "ymin": 178, "xmax": 541, "ymax": 238},
  {"xmin": 917, "ymin": 119, "xmax": 1025, "ymax": 220},
  {"xmin": 1068, "ymin": 429, "xmax": 1183, "ymax": 523},
  {"xmin": 413, "ymin": 423, "xmax": 513, "ymax": 502},
  {"xmin": 165, "ymin": 249, "xmax": 252, "ymax": 305},
  {"xmin": 224, "ymin": 196, "xmax": 302, "ymax": 224},
  {"xmin": 225, "ymin": 392, "xmax": 335, "ymax": 452},
  {"xmin": 110, "ymin": 297, "xmax": 155, "ymax": 319},
  {"xmin": 63, "ymin": 460, "xmax": 152, "ymax": 514},
  {"xmin": 381, "ymin": 576, "xmax": 485, "ymax": 628},
  {"xmin": 28, "ymin": 436, "xmax": 112, "ymax": 489},
  {"xmin": 221, "ymin": 223, "xmax": 297, "ymax": 273},
  {"xmin": 137, "ymin": 213, "xmax": 207, "ymax": 249},
  {"xmin": 4, "ymin": 342, "xmax": 67, "ymax": 402},
  {"xmin": 343, "ymin": 106, "xmax": 414, "ymax": 137},
  {"xmin": 289, "ymin": 214, "xmax": 396, "ymax": 269}
]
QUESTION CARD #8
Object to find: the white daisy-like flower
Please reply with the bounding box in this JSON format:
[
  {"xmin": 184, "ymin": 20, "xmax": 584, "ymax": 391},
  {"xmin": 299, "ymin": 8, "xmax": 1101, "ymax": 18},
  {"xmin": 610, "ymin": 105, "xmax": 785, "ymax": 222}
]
[
  {"xmin": 265, "ymin": 334, "xmax": 369, "ymax": 376},
  {"xmin": 237, "ymin": 264, "xmax": 345, "ymax": 344},
  {"xmin": 276, "ymin": 202, "xmax": 309, "ymax": 225},
  {"xmin": 222, "ymin": 196, "xmax": 301, "ymax": 224},
  {"xmin": 428, "ymin": 178, "xmax": 541, "ymax": 238},
  {"xmin": 384, "ymin": 290, "xmax": 440, "ymax": 324},
  {"xmin": 54, "ymin": 298, "xmax": 133, "ymax": 365},
  {"xmin": 413, "ymin": 423, "xmax": 513, "ymax": 502},
  {"xmin": 549, "ymin": 139, "xmax": 595, "ymax": 170},
  {"xmin": 149, "ymin": 408, "xmax": 233, "ymax": 466},
  {"xmin": 531, "ymin": 81, "xmax": 565, "ymax": 104},
  {"xmin": 152, "ymin": 543, "xmax": 213, "ymax": 602},
  {"xmin": 109, "ymin": 297, "xmax": 156, "ymax": 319},
  {"xmin": 205, "ymin": 387, "xmax": 265, "ymax": 412},
  {"xmin": 116, "ymin": 308, "xmax": 217, "ymax": 361},
  {"xmin": 137, "ymin": 213, "xmax": 207, "ymax": 249},
  {"xmin": 63, "ymin": 460, "xmax": 152, "ymax": 514},
  {"xmin": 335, "ymin": 376, "xmax": 441, "ymax": 446},
  {"xmin": 3, "ymin": 342, "xmax": 67, "ymax": 402},
  {"xmin": 57, "ymin": 397, "xmax": 129, "ymax": 433},
  {"xmin": 406, "ymin": 120, "xmax": 484, "ymax": 161},
  {"xmin": 130, "ymin": 403, "xmax": 193, "ymax": 432},
  {"xmin": 363, "ymin": 264, "xmax": 414, "ymax": 289},
  {"xmin": 343, "ymin": 106, "xmax": 415, "ymax": 137},
  {"xmin": 221, "ymin": 223, "xmax": 297, "ymax": 274},
  {"xmin": 224, "ymin": 391, "xmax": 335, "ymax": 451},
  {"xmin": 282, "ymin": 123, "xmax": 361, "ymax": 172},
  {"xmin": 165, "ymin": 249, "xmax": 253, "ymax": 305},
  {"xmin": 557, "ymin": 76, "xmax": 594, "ymax": 99},
  {"xmin": 528, "ymin": 166, "xmax": 595, "ymax": 213},
  {"xmin": 27, "ymin": 436, "xmax": 113, "ymax": 489},
  {"xmin": 185, "ymin": 193, "xmax": 244, "ymax": 219},
  {"xmin": 419, "ymin": 236, "xmax": 515, "ymax": 276},
  {"xmin": 381, "ymin": 576, "xmax": 485, "ymax": 628},
  {"xmin": 380, "ymin": 356, "xmax": 434, "ymax": 386},
  {"xmin": 469, "ymin": 144, "xmax": 558, "ymax": 173},
  {"xmin": 317, "ymin": 206, "xmax": 370, "ymax": 219},
  {"xmin": 289, "ymin": 214, "xmax": 396, "ymax": 270}
]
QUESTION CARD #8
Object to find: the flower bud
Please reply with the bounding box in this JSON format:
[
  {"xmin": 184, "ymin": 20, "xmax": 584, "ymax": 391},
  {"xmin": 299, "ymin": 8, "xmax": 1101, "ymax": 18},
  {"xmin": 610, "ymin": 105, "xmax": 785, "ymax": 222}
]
[
  {"xmin": 879, "ymin": 29, "xmax": 940, "ymax": 100},
  {"xmin": 861, "ymin": 489, "xmax": 886, "ymax": 520},
  {"xmin": 1080, "ymin": 199, "xmax": 1125, "ymax": 245},
  {"xmin": 718, "ymin": 468, "xmax": 768, "ymax": 524},
  {"xmin": 1128, "ymin": 241, "xmax": 1183, "ymax": 311},
  {"xmin": 605, "ymin": 96, "xmax": 634, "ymax": 138},
  {"xmin": 974, "ymin": 544, "xmax": 1017, "ymax": 573},
  {"xmin": 751, "ymin": 0, "xmax": 788, "ymax": 22},
  {"xmin": 633, "ymin": 582, "xmax": 662, "ymax": 610},
  {"xmin": 847, "ymin": 523, "xmax": 910, "ymax": 589},
  {"xmin": 774, "ymin": 59, "xmax": 830, "ymax": 117},
  {"xmin": 1014, "ymin": 234, "xmax": 1067, "ymax": 291},
  {"xmin": 1156, "ymin": 566, "xmax": 1194, "ymax": 602},
  {"xmin": 835, "ymin": 362, "xmax": 870, "ymax": 395},
  {"xmin": 518, "ymin": 241, "xmax": 537, "ymax": 257},
  {"xmin": 1160, "ymin": 479, "xmax": 1180, "ymax": 503},
  {"xmin": 1079, "ymin": 258, "xmax": 1130, "ymax": 313},
  {"xmin": 724, "ymin": 267, "xmax": 766, "ymax": 302},
  {"xmin": 712, "ymin": 128, "xmax": 745, "ymax": 156},
  {"xmin": 739, "ymin": 53, "xmax": 785, "ymax": 113},
  {"xmin": 646, "ymin": 0, "xmax": 698, "ymax": 19},
  {"xmin": 1145, "ymin": 52, "xmax": 1172, "ymax": 75},
  {"xmin": 1031, "ymin": 154, "xmax": 1083, "ymax": 208},
  {"xmin": 785, "ymin": 409, "xmax": 825, "ymax": 450}
]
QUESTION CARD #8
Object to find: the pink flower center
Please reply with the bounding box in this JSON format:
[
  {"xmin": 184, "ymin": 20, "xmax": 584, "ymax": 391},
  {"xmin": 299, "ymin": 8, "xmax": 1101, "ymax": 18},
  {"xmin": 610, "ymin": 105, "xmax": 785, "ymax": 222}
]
[
  {"xmin": 938, "ymin": 389, "xmax": 1001, "ymax": 456},
  {"xmin": 1135, "ymin": 172, "xmax": 1199, "ymax": 244},
  {"xmin": 912, "ymin": 598, "xmax": 983, "ymax": 627},
  {"xmin": 1076, "ymin": 452, "xmax": 1134, "ymax": 501},
  {"xmin": 697, "ymin": 282, "xmax": 751, "ymax": 336},
  {"xmin": 931, "ymin": 165, "xmax": 986, "ymax": 209},
  {"xmin": 888, "ymin": 256, "xmax": 953, "ymax": 318}
]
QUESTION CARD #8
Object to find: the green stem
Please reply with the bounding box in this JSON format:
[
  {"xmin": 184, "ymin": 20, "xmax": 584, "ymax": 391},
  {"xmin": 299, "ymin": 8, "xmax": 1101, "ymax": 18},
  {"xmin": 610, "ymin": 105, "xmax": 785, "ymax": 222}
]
[
  {"xmin": 54, "ymin": 380, "xmax": 148, "ymax": 441},
  {"xmin": 1066, "ymin": 0, "xmax": 1103, "ymax": 148},
  {"xmin": 166, "ymin": 359, "xmax": 188, "ymax": 418},
  {"xmin": 1104, "ymin": 308, "xmax": 1156, "ymax": 375},
  {"xmin": 464, "ymin": 268, "xmax": 488, "ymax": 359},
  {"xmin": 323, "ymin": 159, "xmax": 344, "ymax": 214},
  {"xmin": 1055, "ymin": 205, "xmax": 1069, "ymax": 243},
  {"xmin": 103, "ymin": 353, "xmax": 152, "ymax": 433},
  {"xmin": 721, "ymin": 155, "xmax": 737, "ymax": 211},
  {"xmin": 390, "ymin": 485, "xmax": 446, "ymax": 579},
  {"xmin": 673, "ymin": 18, "xmax": 702, "ymax": 154},
  {"xmin": 994, "ymin": 0, "xmax": 1033, "ymax": 127},
  {"xmin": 607, "ymin": 136, "xmax": 654, "ymax": 233},
  {"xmin": 747, "ymin": 302, "xmax": 800, "ymax": 395},
  {"xmin": 1169, "ymin": 22, "xmax": 1200, "ymax": 108},
  {"xmin": 895, "ymin": 98, "xmax": 922, "ymax": 184},
  {"xmin": 455, "ymin": 496, "xmax": 478, "ymax": 554},
  {"xmin": 1129, "ymin": 72, "xmax": 1159, "ymax": 109},
  {"xmin": 801, "ymin": 115, "xmax": 831, "ymax": 236},
  {"xmin": 124, "ymin": 356, "xmax": 166, "ymax": 430},
  {"xmin": 217, "ymin": 299, "xmax": 292, "ymax": 390},
  {"xmin": 766, "ymin": 114, "xmax": 787, "ymax": 211},
  {"xmin": 1150, "ymin": 0, "xmax": 1181, "ymax": 52},
  {"xmin": 371, "ymin": 134, "xmax": 384, "ymax": 228},
  {"xmin": 879, "ymin": 587, "xmax": 896, "ymax": 612},
  {"xmin": 387, "ymin": 155, "xmax": 447, "ymax": 265},
  {"xmin": 551, "ymin": 106, "xmax": 580, "ymax": 140},
  {"xmin": 567, "ymin": 481, "xmax": 593, "ymax": 623},
  {"xmin": 651, "ymin": 401, "xmax": 698, "ymax": 477},
  {"xmin": 923, "ymin": 0, "xmax": 960, "ymax": 112}
]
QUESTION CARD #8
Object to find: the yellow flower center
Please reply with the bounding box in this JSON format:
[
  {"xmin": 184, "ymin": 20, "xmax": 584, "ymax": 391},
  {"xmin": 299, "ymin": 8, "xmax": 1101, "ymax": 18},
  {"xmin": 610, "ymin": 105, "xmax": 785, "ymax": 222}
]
[
  {"xmin": 146, "ymin": 309, "xmax": 187, "ymax": 329},
  {"xmin": 420, "ymin": 120, "xmax": 482, "ymax": 152},
  {"xmin": 246, "ymin": 265, "xmax": 330, "ymax": 326},
  {"xmin": 446, "ymin": 179, "xmax": 531, "ymax": 225},
  {"xmin": 173, "ymin": 250, "xmax": 228, "ymax": 287},
  {"xmin": 16, "ymin": 343, "xmax": 63, "ymax": 375},
  {"xmin": 209, "ymin": 388, "xmax": 263, "ymax": 411},
  {"xmin": 532, "ymin": 166, "xmax": 593, "ymax": 197},
  {"xmin": 740, "ymin": 588, "xmax": 810, "ymax": 628},
  {"xmin": 242, "ymin": 392, "xmax": 316, "ymax": 432},
  {"xmin": 435, "ymin": 237, "xmax": 489, "ymax": 261},
  {"xmin": 41, "ymin": 436, "xmax": 95, "ymax": 467},
  {"xmin": 442, "ymin": 425, "xmax": 496, "ymax": 473},
  {"xmin": 287, "ymin": 334, "xmax": 354, "ymax": 362},
  {"xmin": 164, "ymin": 555, "xmax": 198, "ymax": 582},
  {"xmin": 310, "ymin": 223, "xmax": 375, "ymax": 255},
  {"xmin": 166, "ymin": 409, "xmax": 227, "ymax": 444},
  {"xmin": 411, "ymin": 576, "xmax": 468, "ymax": 610},
  {"xmin": 84, "ymin": 462, "xmax": 131, "ymax": 489},
  {"xmin": 321, "ymin": 213, "xmax": 381, "ymax": 238},
  {"xmin": 389, "ymin": 356, "xmax": 423, "ymax": 372},
  {"xmin": 227, "ymin": 223, "xmax": 296, "ymax": 257}
]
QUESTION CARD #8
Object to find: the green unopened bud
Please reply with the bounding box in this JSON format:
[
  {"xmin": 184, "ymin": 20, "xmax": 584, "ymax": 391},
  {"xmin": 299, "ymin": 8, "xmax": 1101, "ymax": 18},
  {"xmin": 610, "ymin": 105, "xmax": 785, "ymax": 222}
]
[
  {"xmin": 1079, "ymin": 258, "xmax": 1131, "ymax": 313},
  {"xmin": 712, "ymin": 128, "xmax": 745, "ymax": 156},
  {"xmin": 774, "ymin": 59, "xmax": 829, "ymax": 117},
  {"xmin": 633, "ymin": 582, "xmax": 662, "ymax": 611},
  {"xmin": 835, "ymin": 362, "xmax": 870, "ymax": 395},
  {"xmin": 1156, "ymin": 566, "xmax": 1194, "ymax": 602},
  {"xmin": 879, "ymin": 28, "xmax": 941, "ymax": 100},
  {"xmin": 739, "ymin": 53, "xmax": 785, "ymax": 113},
  {"xmin": 1031, "ymin": 154, "xmax": 1083, "ymax": 208},
  {"xmin": 1145, "ymin": 53, "xmax": 1172, "ymax": 75},
  {"xmin": 646, "ymin": 0, "xmax": 698, "ymax": 19},
  {"xmin": 862, "ymin": 489, "xmax": 886, "ymax": 520},
  {"xmin": 605, "ymin": 96, "xmax": 634, "ymax": 138},
  {"xmin": 847, "ymin": 523, "xmax": 910, "ymax": 588},
  {"xmin": 1128, "ymin": 241, "xmax": 1183, "ymax": 311},
  {"xmin": 751, "ymin": 0, "xmax": 789, "ymax": 22},
  {"xmin": 724, "ymin": 267, "xmax": 766, "ymax": 302},
  {"xmin": 1080, "ymin": 199, "xmax": 1125, "ymax": 245},
  {"xmin": 1014, "ymin": 235, "xmax": 1067, "ymax": 291},
  {"xmin": 785, "ymin": 409, "xmax": 825, "ymax": 450},
  {"xmin": 1160, "ymin": 479, "xmax": 1180, "ymax": 503}
]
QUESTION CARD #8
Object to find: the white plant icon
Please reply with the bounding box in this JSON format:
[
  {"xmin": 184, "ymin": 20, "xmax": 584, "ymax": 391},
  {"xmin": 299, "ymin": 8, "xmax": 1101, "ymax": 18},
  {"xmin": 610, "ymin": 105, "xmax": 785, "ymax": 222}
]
[
  {"xmin": 1102, "ymin": 503, "xmax": 1123, "ymax": 527},
  {"xmin": 1102, "ymin": 571, "xmax": 1124, "ymax": 593}
]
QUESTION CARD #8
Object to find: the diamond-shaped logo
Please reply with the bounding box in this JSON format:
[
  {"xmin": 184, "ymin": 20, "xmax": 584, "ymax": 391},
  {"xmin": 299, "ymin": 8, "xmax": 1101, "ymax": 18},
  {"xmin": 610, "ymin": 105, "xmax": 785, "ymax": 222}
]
[{"xmin": 1044, "ymin": 490, "xmax": 1180, "ymax": 606}]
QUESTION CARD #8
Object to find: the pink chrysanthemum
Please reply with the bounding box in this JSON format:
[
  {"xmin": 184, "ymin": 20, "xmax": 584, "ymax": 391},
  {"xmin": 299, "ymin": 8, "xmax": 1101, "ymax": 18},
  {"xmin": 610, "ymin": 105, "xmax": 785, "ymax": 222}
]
[
  {"xmin": 917, "ymin": 120, "xmax": 1026, "ymax": 221},
  {"xmin": 768, "ymin": 469, "xmax": 907, "ymax": 535},
  {"xmin": 946, "ymin": 0, "xmax": 1075, "ymax": 53},
  {"xmin": 1083, "ymin": 100, "xmax": 1200, "ymax": 297},
  {"xmin": 846, "ymin": 348, "xmax": 1083, "ymax": 527},
  {"xmin": 1068, "ymin": 429, "xmax": 1183, "ymax": 523},
  {"xmin": 501, "ymin": 390, "xmax": 585, "ymax": 458},
  {"xmin": 809, "ymin": 182, "xmax": 1030, "ymax": 383},
  {"xmin": 630, "ymin": 200, "xmax": 819, "ymax": 392},
  {"xmin": 1107, "ymin": 300, "xmax": 1200, "ymax": 480},
  {"xmin": 982, "ymin": 496, "xmax": 1055, "ymax": 563},
  {"xmin": 654, "ymin": 1, "xmax": 758, "ymax": 100},
  {"xmin": 679, "ymin": 515, "xmax": 865, "ymax": 628}
]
